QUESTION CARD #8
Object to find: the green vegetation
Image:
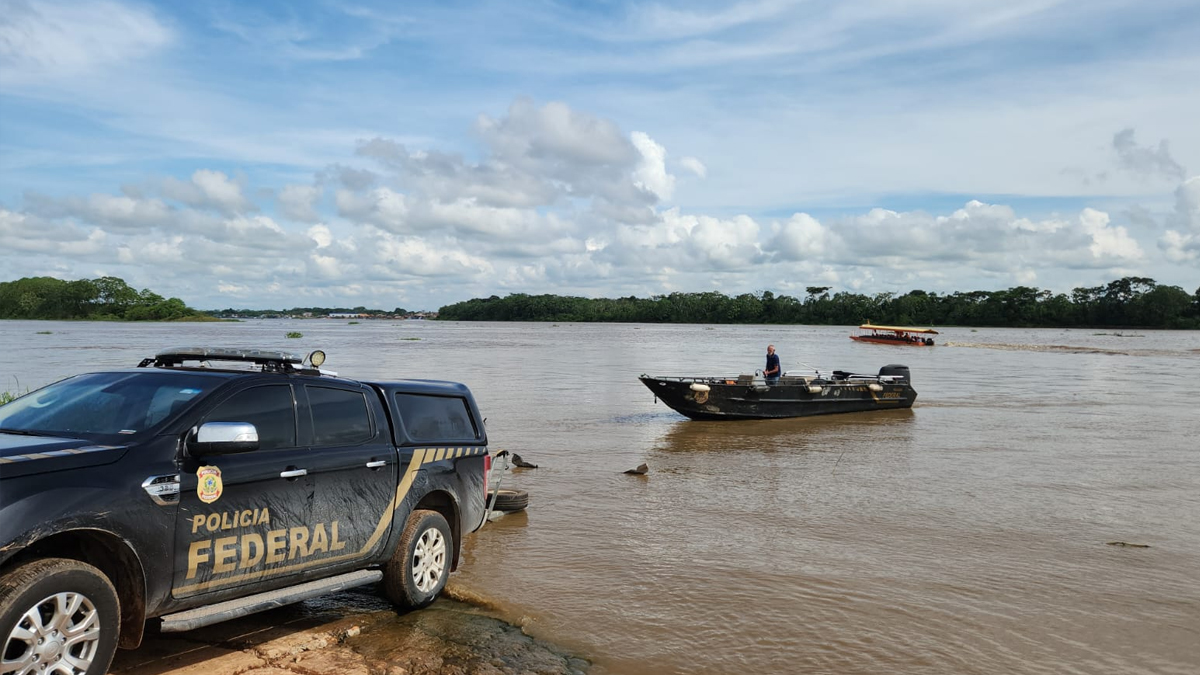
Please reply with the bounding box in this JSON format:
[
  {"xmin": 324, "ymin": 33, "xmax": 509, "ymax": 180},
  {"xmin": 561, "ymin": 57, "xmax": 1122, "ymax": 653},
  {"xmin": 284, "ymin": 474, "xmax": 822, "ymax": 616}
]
[
  {"xmin": 286, "ymin": 331, "xmax": 303, "ymax": 339},
  {"xmin": 0, "ymin": 276, "xmax": 209, "ymax": 321},
  {"xmin": 437, "ymin": 277, "xmax": 1200, "ymax": 329},
  {"xmin": 0, "ymin": 392, "xmax": 16, "ymax": 405},
  {"xmin": 348, "ymin": 321, "xmax": 360, "ymax": 325},
  {"xmin": 36, "ymin": 331, "xmax": 52, "ymax": 334}
]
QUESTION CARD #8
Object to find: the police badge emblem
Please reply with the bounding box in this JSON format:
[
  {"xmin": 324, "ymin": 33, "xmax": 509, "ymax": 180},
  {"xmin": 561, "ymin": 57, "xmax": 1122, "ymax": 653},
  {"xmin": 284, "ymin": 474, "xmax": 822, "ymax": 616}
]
[{"xmin": 197, "ymin": 466, "xmax": 223, "ymax": 504}]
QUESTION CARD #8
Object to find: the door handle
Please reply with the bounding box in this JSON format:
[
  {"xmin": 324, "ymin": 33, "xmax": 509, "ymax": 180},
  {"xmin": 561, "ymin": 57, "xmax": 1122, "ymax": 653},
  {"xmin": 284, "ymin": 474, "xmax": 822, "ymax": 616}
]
[
  {"xmin": 366, "ymin": 460, "xmax": 387, "ymax": 469},
  {"xmin": 280, "ymin": 468, "xmax": 308, "ymax": 479}
]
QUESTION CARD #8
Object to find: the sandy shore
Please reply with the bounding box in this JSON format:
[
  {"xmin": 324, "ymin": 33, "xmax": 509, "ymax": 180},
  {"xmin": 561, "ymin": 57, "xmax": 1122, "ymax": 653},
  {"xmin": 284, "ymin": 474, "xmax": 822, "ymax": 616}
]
[{"xmin": 110, "ymin": 585, "xmax": 590, "ymax": 675}]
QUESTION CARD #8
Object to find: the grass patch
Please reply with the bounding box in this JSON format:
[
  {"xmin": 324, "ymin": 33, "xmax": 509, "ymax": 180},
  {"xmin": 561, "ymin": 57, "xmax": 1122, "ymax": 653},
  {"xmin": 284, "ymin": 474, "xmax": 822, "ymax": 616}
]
[
  {"xmin": 1, "ymin": 392, "xmax": 16, "ymax": 405},
  {"xmin": 286, "ymin": 331, "xmax": 303, "ymax": 339}
]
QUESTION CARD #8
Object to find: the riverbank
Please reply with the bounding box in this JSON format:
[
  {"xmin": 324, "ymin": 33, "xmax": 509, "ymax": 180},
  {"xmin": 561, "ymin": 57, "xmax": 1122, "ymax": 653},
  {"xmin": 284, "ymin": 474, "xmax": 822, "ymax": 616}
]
[{"xmin": 111, "ymin": 585, "xmax": 590, "ymax": 675}]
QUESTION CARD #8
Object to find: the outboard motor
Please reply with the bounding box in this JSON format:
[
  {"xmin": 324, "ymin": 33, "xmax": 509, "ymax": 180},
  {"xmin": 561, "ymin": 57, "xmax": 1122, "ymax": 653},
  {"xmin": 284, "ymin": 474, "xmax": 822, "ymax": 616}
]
[{"xmin": 878, "ymin": 364, "xmax": 911, "ymax": 384}]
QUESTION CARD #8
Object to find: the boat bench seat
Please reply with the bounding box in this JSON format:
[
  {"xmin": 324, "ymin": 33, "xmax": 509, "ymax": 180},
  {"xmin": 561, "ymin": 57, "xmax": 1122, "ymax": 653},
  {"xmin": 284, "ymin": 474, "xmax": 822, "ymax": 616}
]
[{"xmin": 779, "ymin": 375, "xmax": 812, "ymax": 385}]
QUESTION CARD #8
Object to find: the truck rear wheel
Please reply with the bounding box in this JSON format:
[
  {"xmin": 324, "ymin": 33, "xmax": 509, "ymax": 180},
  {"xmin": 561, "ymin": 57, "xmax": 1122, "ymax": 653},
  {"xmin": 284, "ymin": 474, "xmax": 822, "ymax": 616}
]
[
  {"xmin": 384, "ymin": 510, "xmax": 453, "ymax": 610},
  {"xmin": 0, "ymin": 558, "xmax": 119, "ymax": 675}
]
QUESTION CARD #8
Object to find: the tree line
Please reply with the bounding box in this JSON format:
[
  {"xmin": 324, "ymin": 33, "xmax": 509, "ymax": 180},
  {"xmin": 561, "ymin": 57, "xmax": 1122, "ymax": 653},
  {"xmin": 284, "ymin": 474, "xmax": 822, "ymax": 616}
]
[
  {"xmin": 0, "ymin": 276, "xmax": 205, "ymax": 321},
  {"xmin": 436, "ymin": 277, "xmax": 1200, "ymax": 328},
  {"xmin": 6, "ymin": 274, "xmax": 1197, "ymax": 327}
]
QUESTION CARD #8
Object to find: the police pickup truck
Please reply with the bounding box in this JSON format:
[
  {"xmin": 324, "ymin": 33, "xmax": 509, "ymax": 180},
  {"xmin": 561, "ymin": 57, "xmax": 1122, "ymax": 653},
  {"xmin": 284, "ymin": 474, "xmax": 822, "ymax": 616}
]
[{"xmin": 0, "ymin": 347, "xmax": 492, "ymax": 675}]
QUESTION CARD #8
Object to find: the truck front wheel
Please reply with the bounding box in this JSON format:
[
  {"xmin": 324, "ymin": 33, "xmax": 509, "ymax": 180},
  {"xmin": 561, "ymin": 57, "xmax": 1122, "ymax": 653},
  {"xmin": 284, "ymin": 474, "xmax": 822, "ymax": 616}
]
[
  {"xmin": 384, "ymin": 510, "xmax": 453, "ymax": 609},
  {"xmin": 0, "ymin": 558, "xmax": 119, "ymax": 675}
]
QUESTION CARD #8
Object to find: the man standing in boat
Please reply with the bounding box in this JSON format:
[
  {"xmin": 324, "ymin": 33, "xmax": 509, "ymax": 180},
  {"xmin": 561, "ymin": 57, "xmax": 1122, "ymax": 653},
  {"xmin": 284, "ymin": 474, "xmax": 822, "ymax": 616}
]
[{"xmin": 764, "ymin": 344, "xmax": 781, "ymax": 385}]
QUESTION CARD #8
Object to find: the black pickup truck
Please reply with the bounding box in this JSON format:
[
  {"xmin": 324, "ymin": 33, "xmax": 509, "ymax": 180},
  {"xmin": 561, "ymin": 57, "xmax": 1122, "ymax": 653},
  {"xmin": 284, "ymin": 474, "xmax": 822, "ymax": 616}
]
[{"xmin": 0, "ymin": 347, "xmax": 492, "ymax": 675}]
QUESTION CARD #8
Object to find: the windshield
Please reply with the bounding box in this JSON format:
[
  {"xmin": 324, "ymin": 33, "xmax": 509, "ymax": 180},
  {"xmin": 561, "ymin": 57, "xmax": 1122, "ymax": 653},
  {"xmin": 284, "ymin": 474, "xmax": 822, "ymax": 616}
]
[{"xmin": 0, "ymin": 372, "xmax": 215, "ymax": 440}]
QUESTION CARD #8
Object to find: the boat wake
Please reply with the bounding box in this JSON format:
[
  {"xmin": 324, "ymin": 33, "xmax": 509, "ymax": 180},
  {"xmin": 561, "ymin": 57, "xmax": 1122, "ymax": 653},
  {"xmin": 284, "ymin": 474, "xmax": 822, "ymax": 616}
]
[{"xmin": 944, "ymin": 341, "xmax": 1129, "ymax": 356}]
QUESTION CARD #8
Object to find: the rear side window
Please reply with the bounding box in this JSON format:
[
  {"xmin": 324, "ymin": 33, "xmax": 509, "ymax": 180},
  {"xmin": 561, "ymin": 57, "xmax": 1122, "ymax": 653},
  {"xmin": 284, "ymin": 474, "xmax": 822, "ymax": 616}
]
[
  {"xmin": 307, "ymin": 385, "xmax": 373, "ymax": 445},
  {"xmin": 205, "ymin": 385, "xmax": 296, "ymax": 451},
  {"xmin": 394, "ymin": 393, "xmax": 478, "ymax": 442}
]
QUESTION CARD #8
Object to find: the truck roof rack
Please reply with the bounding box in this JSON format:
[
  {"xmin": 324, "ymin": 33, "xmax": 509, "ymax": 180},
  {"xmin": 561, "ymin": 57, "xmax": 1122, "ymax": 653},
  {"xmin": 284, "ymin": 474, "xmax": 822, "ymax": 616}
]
[{"xmin": 138, "ymin": 347, "xmax": 313, "ymax": 373}]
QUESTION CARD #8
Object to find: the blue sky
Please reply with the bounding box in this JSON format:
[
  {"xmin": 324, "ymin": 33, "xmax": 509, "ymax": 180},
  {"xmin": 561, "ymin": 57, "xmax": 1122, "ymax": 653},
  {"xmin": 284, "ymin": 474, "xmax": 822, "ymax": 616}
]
[{"xmin": 1, "ymin": 0, "xmax": 1198, "ymax": 310}]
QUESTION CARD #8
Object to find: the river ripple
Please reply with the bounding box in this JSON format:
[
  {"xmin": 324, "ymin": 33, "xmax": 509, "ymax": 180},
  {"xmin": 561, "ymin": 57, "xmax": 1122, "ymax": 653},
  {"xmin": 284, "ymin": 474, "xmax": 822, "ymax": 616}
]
[{"xmin": 3, "ymin": 320, "xmax": 1198, "ymax": 674}]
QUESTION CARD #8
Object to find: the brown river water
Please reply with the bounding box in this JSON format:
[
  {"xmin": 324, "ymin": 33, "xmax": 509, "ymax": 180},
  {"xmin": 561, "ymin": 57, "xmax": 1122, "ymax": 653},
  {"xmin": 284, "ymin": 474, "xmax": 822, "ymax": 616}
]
[{"xmin": 3, "ymin": 320, "xmax": 1199, "ymax": 675}]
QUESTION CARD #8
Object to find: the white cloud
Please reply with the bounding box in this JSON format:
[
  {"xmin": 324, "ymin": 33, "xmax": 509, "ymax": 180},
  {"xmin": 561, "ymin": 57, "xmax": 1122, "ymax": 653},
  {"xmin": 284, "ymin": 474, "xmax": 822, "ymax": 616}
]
[
  {"xmin": 631, "ymin": 131, "xmax": 675, "ymax": 201},
  {"xmin": 418, "ymin": 199, "xmax": 551, "ymax": 239},
  {"xmin": 23, "ymin": 192, "xmax": 172, "ymax": 233},
  {"xmin": 1159, "ymin": 230, "xmax": 1199, "ymax": 264},
  {"xmin": 628, "ymin": 0, "xmax": 800, "ymax": 40},
  {"xmin": 82, "ymin": 194, "xmax": 171, "ymax": 231},
  {"xmin": 688, "ymin": 212, "xmax": 761, "ymax": 269},
  {"xmin": 609, "ymin": 207, "xmax": 762, "ymax": 271},
  {"xmin": 345, "ymin": 101, "xmax": 672, "ymax": 243},
  {"xmin": 278, "ymin": 184, "xmax": 322, "ymax": 223},
  {"xmin": 1159, "ymin": 176, "xmax": 1200, "ymax": 266},
  {"xmin": 118, "ymin": 236, "xmax": 184, "ymax": 264},
  {"xmin": 309, "ymin": 253, "xmax": 343, "ymax": 279},
  {"xmin": 354, "ymin": 139, "xmax": 558, "ymax": 209},
  {"xmin": 57, "ymin": 228, "xmax": 107, "ymax": 256},
  {"xmin": 680, "ymin": 156, "xmax": 707, "ymax": 178},
  {"xmin": 0, "ymin": 0, "xmax": 172, "ymax": 83},
  {"xmin": 1169, "ymin": 176, "xmax": 1200, "ymax": 232},
  {"xmin": 216, "ymin": 282, "xmax": 250, "ymax": 296},
  {"xmin": 477, "ymin": 98, "xmax": 637, "ymax": 170},
  {"xmin": 307, "ymin": 224, "xmax": 333, "ymax": 248},
  {"xmin": 362, "ymin": 232, "xmax": 494, "ymax": 278},
  {"xmin": 1112, "ymin": 128, "xmax": 1187, "ymax": 182},
  {"xmin": 161, "ymin": 170, "xmax": 254, "ymax": 216},
  {"xmin": 772, "ymin": 213, "xmax": 832, "ymax": 260},
  {"xmin": 1078, "ymin": 207, "xmax": 1143, "ymax": 263},
  {"xmin": 0, "ymin": 207, "xmax": 107, "ymax": 255},
  {"xmin": 336, "ymin": 187, "xmax": 409, "ymax": 231},
  {"xmin": 209, "ymin": 3, "xmax": 410, "ymax": 63}
]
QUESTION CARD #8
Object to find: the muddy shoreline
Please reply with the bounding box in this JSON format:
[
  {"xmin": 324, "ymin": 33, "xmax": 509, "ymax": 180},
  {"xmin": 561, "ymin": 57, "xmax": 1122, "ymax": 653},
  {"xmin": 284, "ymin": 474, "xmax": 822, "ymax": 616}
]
[{"xmin": 110, "ymin": 585, "xmax": 590, "ymax": 675}]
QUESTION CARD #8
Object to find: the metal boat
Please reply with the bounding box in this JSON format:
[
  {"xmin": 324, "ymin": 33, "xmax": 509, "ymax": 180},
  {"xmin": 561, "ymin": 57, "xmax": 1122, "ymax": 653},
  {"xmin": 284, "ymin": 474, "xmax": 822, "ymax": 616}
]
[
  {"xmin": 639, "ymin": 364, "xmax": 916, "ymax": 420},
  {"xmin": 850, "ymin": 323, "xmax": 939, "ymax": 346}
]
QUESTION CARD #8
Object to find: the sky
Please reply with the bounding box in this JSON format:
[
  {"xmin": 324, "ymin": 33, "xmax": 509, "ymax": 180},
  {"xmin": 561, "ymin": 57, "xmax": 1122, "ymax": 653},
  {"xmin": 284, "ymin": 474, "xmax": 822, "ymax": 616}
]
[{"xmin": 1, "ymin": 0, "xmax": 1198, "ymax": 311}]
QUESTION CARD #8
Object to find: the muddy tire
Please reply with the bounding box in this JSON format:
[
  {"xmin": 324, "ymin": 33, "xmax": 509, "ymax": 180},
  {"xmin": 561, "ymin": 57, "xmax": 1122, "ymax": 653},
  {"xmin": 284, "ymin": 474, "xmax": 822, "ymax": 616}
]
[
  {"xmin": 487, "ymin": 488, "xmax": 529, "ymax": 512},
  {"xmin": 384, "ymin": 510, "xmax": 453, "ymax": 610},
  {"xmin": 0, "ymin": 558, "xmax": 119, "ymax": 675}
]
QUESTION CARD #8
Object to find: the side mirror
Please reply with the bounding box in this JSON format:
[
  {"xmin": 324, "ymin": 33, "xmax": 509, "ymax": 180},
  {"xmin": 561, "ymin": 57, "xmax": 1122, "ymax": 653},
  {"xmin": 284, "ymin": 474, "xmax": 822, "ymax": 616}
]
[{"xmin": 188, "ymin": 422, "xmax": 260, "ymax": 456}]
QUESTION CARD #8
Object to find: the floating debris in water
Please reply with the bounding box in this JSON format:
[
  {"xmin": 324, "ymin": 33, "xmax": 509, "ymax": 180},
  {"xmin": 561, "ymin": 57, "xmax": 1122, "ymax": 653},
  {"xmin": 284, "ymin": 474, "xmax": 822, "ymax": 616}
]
[
  {"xmin": 624, "ymin": 463, "xmax": 649, "ymax": 475},
  {"xmin": 1106, "ymin": 541, "xmax": 1150, "ymax": 548},
  {"xmin": 511, "ymin": 453, "xmax": 538, "ymax": 468}
]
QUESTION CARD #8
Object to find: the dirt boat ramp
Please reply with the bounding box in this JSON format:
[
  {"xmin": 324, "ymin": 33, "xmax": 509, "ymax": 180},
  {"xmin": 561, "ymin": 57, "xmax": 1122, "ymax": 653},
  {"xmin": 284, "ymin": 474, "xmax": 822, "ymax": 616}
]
[{"xmin": 110, "ymin": 586, "xmax": 589, "ymax": 675}]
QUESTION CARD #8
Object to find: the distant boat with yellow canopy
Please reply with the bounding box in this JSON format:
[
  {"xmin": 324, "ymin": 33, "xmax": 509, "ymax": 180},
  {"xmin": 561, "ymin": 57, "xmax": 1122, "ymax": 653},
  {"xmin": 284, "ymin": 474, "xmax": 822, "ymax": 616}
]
[{"xmin": 850, "ymin": 323, "xmax": 939, "ymax": 346}]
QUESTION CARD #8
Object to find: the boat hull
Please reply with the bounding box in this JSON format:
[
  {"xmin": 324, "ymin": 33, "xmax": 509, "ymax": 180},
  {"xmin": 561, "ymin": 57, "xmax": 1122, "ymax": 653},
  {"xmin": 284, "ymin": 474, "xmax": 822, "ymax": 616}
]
[
  {"xmin": 639, "ymin": 374, "xmax": 917, "ymax": 420},
  {"xmin": 849, "ymin": 335, "xmax": 934, "ymax": 346}
]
